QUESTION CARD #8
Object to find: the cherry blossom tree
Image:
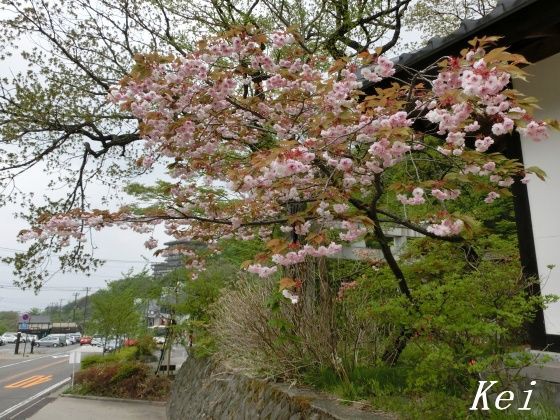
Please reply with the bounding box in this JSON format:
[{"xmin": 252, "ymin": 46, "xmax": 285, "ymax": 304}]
[
  {"xmin": 3, "ymin": 16, "xmax": 555, "ymax": 363},
  {"xmin": 0, "ymin": 0, "xmax": 415, "ymax": 287},
  {"xmin": 0, "ymin": 1, "xmax": 543, "ymax": 366},
  {"xmin": 15, "ymin": 28, "xmax": 554, "ymax": 327}
]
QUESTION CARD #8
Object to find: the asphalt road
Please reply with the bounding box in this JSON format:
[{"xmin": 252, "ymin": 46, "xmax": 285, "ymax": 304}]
[{"xmin": 0, "ymin": 344, "xmax": 79, "ymax": 419}]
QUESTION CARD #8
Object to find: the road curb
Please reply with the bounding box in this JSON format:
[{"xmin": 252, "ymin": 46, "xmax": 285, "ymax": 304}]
[{"xmin": 60, "ymin": 393, "xmax": 168, "ymax": 406}]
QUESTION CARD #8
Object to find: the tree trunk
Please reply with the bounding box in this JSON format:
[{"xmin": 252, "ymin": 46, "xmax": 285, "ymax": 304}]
[
  {"xmin": 367, "ymin": 189, "xmax": 417, "ymax": 366},
  {"xmin": 382, "ymin": 327, "xmax": 414, "ymax": 366}
]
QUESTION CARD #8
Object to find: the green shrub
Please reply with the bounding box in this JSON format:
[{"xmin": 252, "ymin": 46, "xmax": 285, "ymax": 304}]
[
  {"xmin": 292, "ymin": 232, "xmax": 558, "ymax": 418},
  {"xmin": 74, "ymin": 361, "xmax": 170, "ymax": 400},
  {"xmin": 135, "ymin": 335, "xmax": 156, "ymax": 357},
  {"xmin": 80, "ymin": 346, "xmax": 138, "ymax": 369},
  {"xmin": 81, "ymin": 354, "xmax": 106, "ymax": 369},
  {"xmin": 110, "ymin": 362, "xmax": 144, "ymax": 383}
]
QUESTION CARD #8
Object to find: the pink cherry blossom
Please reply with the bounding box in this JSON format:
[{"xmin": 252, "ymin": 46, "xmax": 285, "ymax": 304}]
[
  {"xmin": 282, "ymin": 289, "xmax": 299, "ymax": 304},
  {"xmin": 333, "ymin": 204, "xmax": 349, "ymax": 214},
  {"xmin": 337, "ymin": 158, "xmax": 353, "ymax": 172},
  {"xmin": 520, "ymin": 121, "xmax": 548, "ymax": 141},
  {"xmin": 32, "ymin": 31, "xmax": 550, "ymax": 292},
  {"xmin": 427, "ymin": 219, "xmax": 464, "ymax": 237},
  {"xmin": 491, "ymin": 117, "xmax": 514, "ymax": 136},
  {"xmin": 144, "ymin": 237, "xmax": 158, "ymax": 249},
  {"xmin": 397, "ymin": 188, "xmax": 425, "ymax": 205},
  {"xmin": 446, "ymin": 132, "xmax": 465, "ymax": 147},
  {"xmin": 375, "ymin": 56, "xmax": 395, "ymax": 78},
  {"xmin": 361, "ymin": 67, "xmax": 381, "ymax": 83},
  {"xmin": 247, "ymin": 264, "xmax": 278, "ymax": 278},
  {"xmin": 271, "ymin": 31, "xmax": 295, "ymax": 48},
  {"xmin": 498, "ymin": 177, "xmax": 514, "ymax": 187},
  {"xmin": 464, "ymin": 121, "xmax": 480, "ymax": 132},
  {"xmin": 482, "ymin": 161, "xmax": 496, "ymax": 172},
  {"xmin": 302, "ymin": 242, "xmax": 343, "ymax": 257},
  {"xmin": 339, "ymin": 221, "xmax": 367, "ymax": 242},
  {"xmin": 17, "ymin": 230, "xmax": 39, "ymax": 242},
  {"xmin": 484, "ymin": 191, "xmax": 500, "ymax": 203},
  {"xmin": 431, "ymin": 189, "xmax": 460, "ymax": 201},
  {"xmin": 474, "ymin": 136, "xmax": 494, "ymax": 152},
  {"xmin": 294, "ymin": 221, "xmax": 311, "ymax": 236}
]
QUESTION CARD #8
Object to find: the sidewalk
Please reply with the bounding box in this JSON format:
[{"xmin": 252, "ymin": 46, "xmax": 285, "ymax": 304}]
[
  {"xmin": 0, "ymin": 347, "xmax": 57, "ymax": 362},
  {"xmin": 28, "ymin": 395, "xmax": 167, "ymax": 420}
]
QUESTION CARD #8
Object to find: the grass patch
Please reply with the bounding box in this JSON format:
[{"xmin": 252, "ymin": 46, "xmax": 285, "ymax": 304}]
[
  {"xmin": 304, "ymin": 365, "xmax": 408, "ymax": 401},
  {"xmin": 303, "ymin": 363, "xmax": 560, "ymax": 419}
]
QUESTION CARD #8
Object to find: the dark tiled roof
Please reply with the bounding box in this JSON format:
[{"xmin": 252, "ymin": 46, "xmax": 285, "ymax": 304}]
[
  {"xmin": 28, "ymin": 315, "xmax": 51, "ymax": 324},
  {"xmin": 393, "ymin": 0, "xmax": 541, "ymax": 68},
  {"xmin": 52, "ymin": 322, "xmax": 78, "ymax": 328},
  {"xmin": 163, "ymin": 239, "xmax": 207, "ymax": 248},
  {"xmin": 361, "ymin": 0, "xmax": 560, "ymax": 91}
]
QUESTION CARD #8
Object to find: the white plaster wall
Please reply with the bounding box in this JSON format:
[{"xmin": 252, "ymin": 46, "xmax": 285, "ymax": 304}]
[{"xmin": 515, "ymin": 52, "xmax": 560, "ymax": 336}]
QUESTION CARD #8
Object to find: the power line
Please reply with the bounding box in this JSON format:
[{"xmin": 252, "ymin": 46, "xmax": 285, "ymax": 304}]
[
  {"xmin": 0, "ymin": 246, "xmax": 26, "ymax": 252},
  {"xmin": 0, "ymin": 269, "xmax": 150, "ymax": 280},
  {"xmin": 0, "ymin": 246, "xmax": 158, "ymax": 264},
  {"xmin": 0, "ymin": 284, "xmax": 103, "ymax": 292}
]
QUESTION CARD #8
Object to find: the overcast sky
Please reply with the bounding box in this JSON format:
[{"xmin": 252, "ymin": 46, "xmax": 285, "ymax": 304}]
[
  {"xmin": 0, "ymin": 163, "xmax": 170, "ymax": 312},
  {"xmin": 0, "ymin": 22, "xmax": 170, "ymax": 313}
]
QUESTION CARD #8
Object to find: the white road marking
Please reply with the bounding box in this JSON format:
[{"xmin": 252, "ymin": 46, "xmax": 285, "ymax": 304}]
[
  {"xmin": 0, "ymin": 351, "xmax": 69, "ymax": 369},
  {"xmin": 0, "ymin": 377, "xmax": 70, "ymax": 419},
  {"xmin": 50, "ymin": 354, "xmax": 69, "ymax": 359},
  {"xmin": 5, "ymin": 394, "xmax": 49, "ymax": 420}
]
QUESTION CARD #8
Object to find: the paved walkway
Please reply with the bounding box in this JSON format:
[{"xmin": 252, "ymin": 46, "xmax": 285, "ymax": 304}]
[{"xmin": 28, "ymin": 395, "xmax": 167, "ymax": 419}]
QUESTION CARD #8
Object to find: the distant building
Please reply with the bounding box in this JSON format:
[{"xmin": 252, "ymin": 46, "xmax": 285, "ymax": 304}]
[
  {"xmin": 51, "ymin": 322, "xmax": 80, "ymax": 334},
  {"xmin": 146, "ymin": 300, "xmax": 171, "ymax": 327},
  {"xmin": 333, "ymin": 227, "xmax": 423, "ymax": 261},
  {"xmin": 18, "ymin": 315, "xmax": 52, "ymax": 338},
  {"xmin": 149, "ymin": 240, "xmax": 199, "ymax": 327},
  {"xmin": 151, "ymin": 239, "xmax": 207, "ymax": 277}
]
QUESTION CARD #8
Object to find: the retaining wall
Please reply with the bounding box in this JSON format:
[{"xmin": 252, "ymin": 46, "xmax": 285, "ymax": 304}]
[{"xmin": 167, "ymin": 356, "xmax": 393, "ymax": 420}]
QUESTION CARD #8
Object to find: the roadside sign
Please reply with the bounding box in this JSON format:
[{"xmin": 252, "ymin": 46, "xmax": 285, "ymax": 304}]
[
  {"xmin": 21, "ymin": 313, "xmax": 30, "ymax": 322},
  {"xmin": 69, "ymin": 350, "xmax": 82, "ymax": 388},
  {"xmin": 69, "ymin": 351, "xmax": 81, "ymax": 364}
]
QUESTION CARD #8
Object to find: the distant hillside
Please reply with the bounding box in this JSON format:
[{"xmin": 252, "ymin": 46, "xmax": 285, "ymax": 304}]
[
  {"xmin": 35, "ymin": 271, "xmax": 165, "ymax": 325},
  {"xmin": 0, "ymin": 311, "xmax": 18, "ymax": 333}
]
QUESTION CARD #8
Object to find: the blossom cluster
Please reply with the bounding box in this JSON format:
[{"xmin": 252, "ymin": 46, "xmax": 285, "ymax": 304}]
[
  {"xmin": 339, "ymin": 221, "xmax": 368, "ymax": 242},
  {"xmin": 397, "ymin": 188, "xmax": 425, "ymax": 205},
  {"xmin": 247, "ymin": 264, "xmax": 278, "ymax": 278},
  {"xmin": 271, "ymin": 243, "xmax": 343, "ymax": 266},
  {"xmin": 426, "ymin": 219, "xmax": 465, "ymax": 237},
  {"xmin": 360, "ymin": 56, "xmax": 396, "ymax": 83}
]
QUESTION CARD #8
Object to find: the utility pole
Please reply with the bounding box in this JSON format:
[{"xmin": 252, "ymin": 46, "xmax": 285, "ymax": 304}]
[
  {"xmin": 58, "ymin": 299, "xmax": 63, "ymax": 322},
  {"xmin": 72, "ymin": 292, "xmax": 79, "ymax": 322},
  {"xmin": 83, "ymin": 287, "xmax": 90, "ymax": 327}
]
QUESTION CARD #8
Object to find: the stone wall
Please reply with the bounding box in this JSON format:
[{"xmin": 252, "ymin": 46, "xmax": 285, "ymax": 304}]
[{"xmin": 167, "ymin": 356, "xmax": 394, "ymax": 419}]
